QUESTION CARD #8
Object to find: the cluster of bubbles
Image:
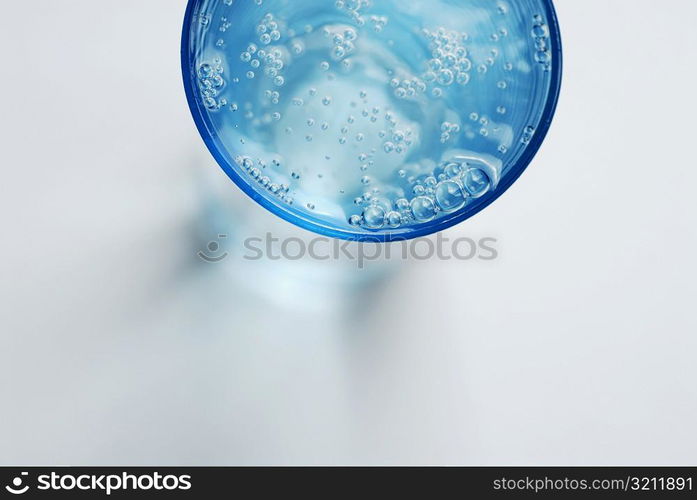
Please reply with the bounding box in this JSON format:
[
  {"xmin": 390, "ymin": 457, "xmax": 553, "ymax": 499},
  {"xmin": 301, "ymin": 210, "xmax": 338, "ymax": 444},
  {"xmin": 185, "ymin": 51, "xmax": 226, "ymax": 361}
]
[
  {"xmin": 369, "ymin": 15, "xmax": 388, "ymax": 33},
  {"xmin": 520, "ymin": 124, "xmax": 536, "ymax": 145},
  {"xmin": 439, "ymin": 121, "xmax": 461, "ymax": 144},
  {"xmin": 256, "ymin": 12, "xmax": 282, "ymax": 46},
  {"xmin": 214, "ymin": 11, "xmax": 232, "ymax": 46},
  {"xmin": 324, "ymin": 26, "xmax": 357, "ymax": 61},
  {"xmin": 350, "ymin": 158, "xmax": 493, "ymax": 230},
  {"xmin": 234, "ymin": 155, "xmax": 294, "ymax": 205},
  {"xmin": 218, "ymin": 16, "xmax": 231, "ymax": 33},
  {"xmin": 422, "ymin": 28, "xmax": 473, "ymax": 89},
  {"xmin": 381, "ymin": 118, "xmax": 415, "ymax": 155},
  {"xmin": 531, "ymin": 14, "xmax": 552, "ymax": 70},
  {"xmin": 334, "ymin": 0, "xmax": 372, "ymax": 26},
  {"xmin": 389, "ymin": 75, "xmax": 428, "ymax": 100},
  {"xmin": 387, "ymin": 26, "xmax": 476, "ymax": 102},
  {"xmin": 264, "ymin": 89, "xmax": 281, "ymax": 105},
  {"xmin": 467, "ymin": 111, "xmax": 494, "ymax": 139},
  {"xmin": 197, "ymin": 59, "xmax": 227, "ymax": 110},
  {"xmin": 239, "ymin": 42, "xmax": 287, "ymax": 86}
]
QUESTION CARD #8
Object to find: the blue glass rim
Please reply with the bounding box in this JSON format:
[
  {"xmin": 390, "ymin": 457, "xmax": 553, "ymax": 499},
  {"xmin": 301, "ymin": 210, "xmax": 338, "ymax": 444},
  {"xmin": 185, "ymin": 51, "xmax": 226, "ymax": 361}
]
[{"xmin": 181, "ymin": 0, "xmax": 563, "ymax": 242}]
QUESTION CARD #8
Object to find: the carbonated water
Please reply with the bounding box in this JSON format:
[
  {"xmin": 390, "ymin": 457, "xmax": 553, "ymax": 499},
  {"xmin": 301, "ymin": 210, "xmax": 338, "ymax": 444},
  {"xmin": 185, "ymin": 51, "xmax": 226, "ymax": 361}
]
[{"xmin": 184, "ymin": 0, "xmax": 560, "ymax": 239}]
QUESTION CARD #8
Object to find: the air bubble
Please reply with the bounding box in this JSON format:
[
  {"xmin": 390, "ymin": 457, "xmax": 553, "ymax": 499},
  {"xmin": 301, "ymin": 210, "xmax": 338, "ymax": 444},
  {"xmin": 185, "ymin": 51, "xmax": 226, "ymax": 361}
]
[
  {"xmin": 411, "ymin": 196, "xmax": 437, "ymax": 222},
  {"xmin": 363, "ymin": 206, "xmax": 386, "ymax": 229},
  {"xmin": 435, "ymin": 181, "xmax": 466, "ymax": 212},
  {"xmin": 463, "ymin": 168, "xmax": 491, "ymax": 197}
]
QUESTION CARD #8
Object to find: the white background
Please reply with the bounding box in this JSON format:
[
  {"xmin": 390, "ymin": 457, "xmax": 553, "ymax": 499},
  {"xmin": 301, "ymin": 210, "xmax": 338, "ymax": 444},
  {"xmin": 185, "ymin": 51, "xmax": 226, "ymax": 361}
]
[{"xmin": 0, "ymin": 0, "xmax": 695, "ymax": 465}]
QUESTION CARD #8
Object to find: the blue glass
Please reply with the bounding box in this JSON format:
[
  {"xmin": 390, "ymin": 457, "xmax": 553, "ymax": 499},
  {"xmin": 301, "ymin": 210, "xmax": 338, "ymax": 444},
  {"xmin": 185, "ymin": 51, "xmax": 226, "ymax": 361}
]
[{"xmin": 182, "ymin": 0, "xmax": 562, "ymax": 241}]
